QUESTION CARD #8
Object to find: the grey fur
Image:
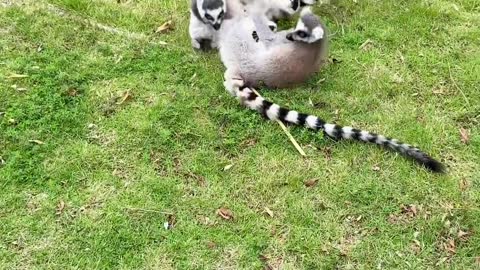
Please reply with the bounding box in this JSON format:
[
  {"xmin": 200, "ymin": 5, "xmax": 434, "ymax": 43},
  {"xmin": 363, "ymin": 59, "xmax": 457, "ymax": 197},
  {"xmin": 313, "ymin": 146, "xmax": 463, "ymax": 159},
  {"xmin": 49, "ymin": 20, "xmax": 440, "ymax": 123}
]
[{"xmin": 219, "ymin": 8, "xmax": 328, "ymax": 89}]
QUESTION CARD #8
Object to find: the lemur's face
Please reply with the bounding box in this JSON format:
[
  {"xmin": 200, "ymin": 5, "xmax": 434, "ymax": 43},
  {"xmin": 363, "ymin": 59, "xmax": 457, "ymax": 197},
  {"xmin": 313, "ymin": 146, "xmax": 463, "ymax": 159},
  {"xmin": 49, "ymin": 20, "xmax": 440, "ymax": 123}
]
[
  {"xmin": 198, "ymin": 0, "xmax": 226, "ymax": 30},
  {"xmin": 286, "ymin": 8, "xmax": 324, "ymax": 44}
]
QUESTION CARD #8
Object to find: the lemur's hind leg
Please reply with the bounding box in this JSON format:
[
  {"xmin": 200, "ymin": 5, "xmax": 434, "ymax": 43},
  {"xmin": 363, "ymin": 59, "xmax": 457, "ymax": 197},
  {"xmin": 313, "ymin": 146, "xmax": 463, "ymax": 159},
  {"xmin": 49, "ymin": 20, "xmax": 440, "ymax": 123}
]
[{"xmin": 224, "ymin": 68, "xmax": 244, "ymax": 96}]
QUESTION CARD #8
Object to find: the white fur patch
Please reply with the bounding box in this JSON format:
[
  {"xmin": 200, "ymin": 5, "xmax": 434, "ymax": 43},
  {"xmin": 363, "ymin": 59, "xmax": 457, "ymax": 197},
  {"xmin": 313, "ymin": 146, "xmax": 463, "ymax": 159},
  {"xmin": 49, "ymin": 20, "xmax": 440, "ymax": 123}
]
[
  {"xmin": 312, "ymin": 27, "xmax": 324, "ymax": 40},
  {"xmin": 250, "ymin": 97, "xmax": 264, "ymax": 110},
  {"xmin": 306, "ymin": 115, "xmax": 318, "ymax": 129},
  {"xmin": 266, "ymin": 104, "xmax": 280, "ymax": 120},
  {"xmin": 360, "ymin": 131, "xmax": 370, "ymax": 141},
  {"xmin": 285, "ymin": 111, "xmax": 299, "ymax": 124},
  {"xmin": 375, "ymin": 135, "xmax": 387, "ymax": 144},
  {"xmin": 342, "ymin": 126, "xmax": 353, "ymax": 139},
  {"xmin": 323, "ymin": 123, "xmax": 335, "ymax": 135}
]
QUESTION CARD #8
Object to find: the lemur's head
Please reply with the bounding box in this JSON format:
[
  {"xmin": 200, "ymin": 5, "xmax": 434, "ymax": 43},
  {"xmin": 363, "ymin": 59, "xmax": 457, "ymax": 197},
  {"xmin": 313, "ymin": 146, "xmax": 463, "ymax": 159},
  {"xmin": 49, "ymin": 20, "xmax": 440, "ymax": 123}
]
[
  {"xmin": 286, "ymin": 7, "xmax": 325, "ymax": 44},
  {"xmin": 197, "ymin": 0, "xmax": 226, "ymax": 30}
]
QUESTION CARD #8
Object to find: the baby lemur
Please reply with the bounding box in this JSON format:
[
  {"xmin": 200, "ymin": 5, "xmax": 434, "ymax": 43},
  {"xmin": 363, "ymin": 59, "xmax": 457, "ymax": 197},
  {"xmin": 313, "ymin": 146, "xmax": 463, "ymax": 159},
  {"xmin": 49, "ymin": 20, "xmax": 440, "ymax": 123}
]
[{"xmin": 218, "ymin": 8, "xmax": 444, "ymax": 172}]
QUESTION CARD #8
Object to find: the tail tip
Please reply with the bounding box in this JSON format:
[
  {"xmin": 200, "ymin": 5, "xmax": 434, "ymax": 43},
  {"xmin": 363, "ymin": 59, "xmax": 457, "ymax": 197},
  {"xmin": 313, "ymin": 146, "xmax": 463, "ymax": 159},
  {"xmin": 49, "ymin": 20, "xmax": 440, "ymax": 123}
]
[{"xmin": 424, "ymin": 159, "xmax": 446, "ymax": 173}]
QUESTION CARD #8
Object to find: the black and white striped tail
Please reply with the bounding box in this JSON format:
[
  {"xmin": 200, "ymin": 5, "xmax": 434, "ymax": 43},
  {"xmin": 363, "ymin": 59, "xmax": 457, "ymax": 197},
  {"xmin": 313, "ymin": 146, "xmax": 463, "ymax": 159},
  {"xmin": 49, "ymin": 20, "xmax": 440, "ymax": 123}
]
[{"xmin": 236, "ymin": 86, "xmax": 445, "ymax": 173}]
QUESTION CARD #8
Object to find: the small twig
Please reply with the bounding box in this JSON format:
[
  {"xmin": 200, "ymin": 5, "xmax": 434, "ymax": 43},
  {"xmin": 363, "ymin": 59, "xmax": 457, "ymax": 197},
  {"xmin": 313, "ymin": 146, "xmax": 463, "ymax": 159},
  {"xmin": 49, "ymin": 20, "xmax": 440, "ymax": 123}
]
[
  {"xmin": 251, "ymin": 89, "xmax": 306, "ymax": 157},
  {"xmin": 124, "ymin": 207, "xmax": 173, "ymax": 215},
  {"xmin": 448, "ymin": 63, "xmax": 470, "ymax": 107}
]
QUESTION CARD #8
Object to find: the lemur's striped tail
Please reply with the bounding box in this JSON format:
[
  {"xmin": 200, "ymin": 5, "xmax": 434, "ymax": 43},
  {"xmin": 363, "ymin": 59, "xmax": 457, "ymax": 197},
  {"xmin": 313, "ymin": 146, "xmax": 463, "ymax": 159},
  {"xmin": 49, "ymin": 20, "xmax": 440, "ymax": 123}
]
[{"xmin": 236, "ymin": 86, "xmax": 445, "ymax": 173}]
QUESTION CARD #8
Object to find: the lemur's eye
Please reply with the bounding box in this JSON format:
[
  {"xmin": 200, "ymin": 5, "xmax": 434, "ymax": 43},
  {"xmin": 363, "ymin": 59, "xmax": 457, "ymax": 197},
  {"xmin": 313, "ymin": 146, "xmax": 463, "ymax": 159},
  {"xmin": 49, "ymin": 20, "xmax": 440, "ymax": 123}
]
[
  {"xmin": 205, "ymin": 14, "xmax": 214, "ymax": 21},
  {"xmin": 219, "ymin": 11, "xmax": 224, "ymax": 18},
  {"xmin": 297, "ymin": 30, "xmax": 308, "ymax": 38}
]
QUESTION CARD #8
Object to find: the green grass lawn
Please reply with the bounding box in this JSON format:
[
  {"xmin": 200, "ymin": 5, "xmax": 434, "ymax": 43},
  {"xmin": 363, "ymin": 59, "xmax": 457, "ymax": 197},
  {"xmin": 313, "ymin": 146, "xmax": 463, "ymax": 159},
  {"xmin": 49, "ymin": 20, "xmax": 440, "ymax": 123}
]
[{"xmin": 1, "ymin": 0, "xmax": 479, "ymax": 268}]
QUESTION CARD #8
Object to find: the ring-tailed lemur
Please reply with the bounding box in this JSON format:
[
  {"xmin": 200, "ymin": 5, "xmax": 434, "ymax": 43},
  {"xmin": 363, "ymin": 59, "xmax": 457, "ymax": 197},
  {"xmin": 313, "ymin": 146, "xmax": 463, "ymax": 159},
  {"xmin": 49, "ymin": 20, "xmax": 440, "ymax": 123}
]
[
  {"xmin": 219, "ymin": 8, "xmax": 445, "ymax": 172},
  {"xmin": 219, "ymin": 7, "xmax": 328, "ymax": 92},
  {"xmin": 189, "ymin": 0, "xmax": 314, "ymax": 51}
]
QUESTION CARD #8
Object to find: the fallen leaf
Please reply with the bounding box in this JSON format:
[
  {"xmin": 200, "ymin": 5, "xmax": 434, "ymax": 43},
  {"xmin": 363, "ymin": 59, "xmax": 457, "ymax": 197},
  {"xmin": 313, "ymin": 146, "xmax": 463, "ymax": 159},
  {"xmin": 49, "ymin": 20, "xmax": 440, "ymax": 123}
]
[
  {"xmin": 372, "ymin": 165, "xmax": 381, "ymax": 171},
  {"xmin": 56, "ymin": 200, "xmax": 66, "ymax": 215},
  {"xmin": 223, "ymin": 164, "xmax": 234, "ymax": 171},
  {"xmin": 29, "ymin": 139, "xmax": 44, "ymax": 145},
  {"xmin": 444, "ymin": 238, "xmax": 456, "ymax": 255},
  {"xmin": 460, "ymin": 128, "xmax": 470, "ymax": 144},
  {"xmin": 206, "ymin": 241, "xmax": 216, "ymax": 249},
  {"xmin": 323, "ymin": 147, "xmax": 332, "ymax": 161},
  {"xmin": 411, "ymin": 240, "xmax": 421, "ymax": 254},
  {"xmin": 8, "ymin": 73, "xmax": 28, "ymax": 79},
  {"xmin": 304, "ymin": 179, "xmax": 317, "ymax": 187},
  {"xmin": 67, "ymin": 87, "xmax": 79, "ymax": 97},
  {"xmin": 458, "ymin": 230, "xmax": 470, "ymax": 241},
  {"xmin": 155, "ymin": 20, "xmax": 174, "ymax": 34},
  {"xmin": 164, "ymin": 214, "xmax": 176, "ymax": 229},
  {"xmin": 401, "ymin": 204, "xmax": 418, "ymax": 217},
  {"xmin": 116, "ymin": 91, "xmax": 133, "ymax": 105},
  {"xmin": 459, "ymin": 178, "xmax": 470, "ymax": 191},
  {"xmin": 217, "ymin": 207, "xmax": 233, "ymax": 220},
  {"xmin": 264, "ymin": 207, "xmax": 274, "ymax": 218},
  {"xmin": 259, "ymin": 255, "xmax": 273, "ymax": 270}
]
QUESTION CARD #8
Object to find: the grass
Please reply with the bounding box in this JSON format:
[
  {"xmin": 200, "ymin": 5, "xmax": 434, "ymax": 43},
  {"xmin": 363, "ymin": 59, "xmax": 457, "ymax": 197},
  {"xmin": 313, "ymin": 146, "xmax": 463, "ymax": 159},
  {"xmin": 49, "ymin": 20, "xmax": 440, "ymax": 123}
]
[{"xmin": 0, "ymin": 0, "xmax": 479, "ymax": 268}]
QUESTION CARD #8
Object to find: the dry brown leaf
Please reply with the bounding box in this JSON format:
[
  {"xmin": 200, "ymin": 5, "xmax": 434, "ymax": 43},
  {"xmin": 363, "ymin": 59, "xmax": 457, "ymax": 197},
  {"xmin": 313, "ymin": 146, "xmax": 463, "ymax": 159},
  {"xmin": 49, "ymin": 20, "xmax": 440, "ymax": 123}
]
[
  {"xmin": 56, "ymin": 200, "xmax": 66, "ymax": 215},
  {"xmin": 29, "ymin": 139, "xmax": 44, "ymax": 145},
  {"xmin": 458, "ymin": 230, "xmax": 470, "ymax": 241},
  {"xmin": 459, "ymin": 178, "xmax": 470, "ymax": 191},
  {"xmin": 304, "ymin": 179, "xmax": 318, "ymax": 187},
  {"xmin": 166, "ymin": 214, "xmax": 176, "ymax": 229},
  {"xmin": 155, "ymin": 20, "xmax": 174, "ymax": 34},
  {"xmin": 323, "ymin": 147, "xmax": 332, "ymax": 161},
  {"xmin": 264, "ymin": 207, "xmax": 274, "ymax": 218},
  {"xmin": 444, "ymin": 238, "xmax": 456, "ymax": 255},
  {"xmin": 116, "ymin": 91, "xmax": 133, "ymax": 105},
  {"xmin": 460, "ymin": 128, "xmax": 470, "ymax": 144},
  {"xmin": 217, "ymin": 208, "xmax": 233, "ymax": 220},
  {"xmin": 259, "ymin": 255, "xmax": 273, "ymax": 270},
  {"xmin": 401, "ymin": 204, "xmax": 418, "ymax": 217},
  {"xmin": 67, "ymin": 87, "xmax": 79, "ymax": 97},
  {"xmin": 411, "ymin": 240, "xmax": 421, "ymax": 254},
  {"xmin": 8, "ymin": 118, "xmax": 16, "ymax": 124},
  {"xmin": 206, "ymin": 241, "xmax": 217, "ymax": 249}
]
